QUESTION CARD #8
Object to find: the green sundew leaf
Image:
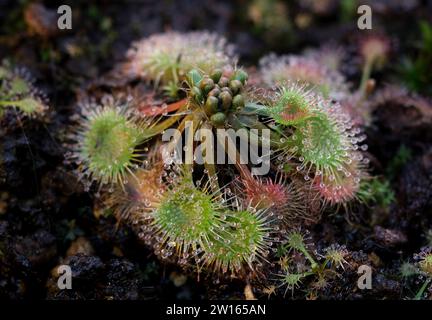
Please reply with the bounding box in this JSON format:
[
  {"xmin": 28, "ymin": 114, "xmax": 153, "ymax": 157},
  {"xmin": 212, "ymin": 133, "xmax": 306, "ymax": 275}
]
[
  {"xmin": 282, "ymin": 272, "xmax": 308, "ymax": 288},
  {"xmin": 287, "ymin": 233, "xmax": 306, "ymax": 251},
  {"xmin": 285, "ymin": 114, "xmax": 345, "ymax": 173},
  {"xmin": 358, "ymin": 177, "xmax": 395, "ymax": 208},
  {"xmin": 155, "ymin": 178, "xmax": 219, "ymax": 243},
  {"xmin": 203, "ymin": 209, "xmax": 270, "ymax": 273},
  {"xmin": 340, "ymin": 0, "xmax": 357, "ymax": 22},
  {"xmin": 268, "ymin": 87, "xmax": 314, "ymax": 127},
  {"xmin": 10, "ymin": 77, "xmax": 30, "ymax": 96},
  {"xmin": 12, "ymin": 98, "xmax": 43, "ymax": 115}
]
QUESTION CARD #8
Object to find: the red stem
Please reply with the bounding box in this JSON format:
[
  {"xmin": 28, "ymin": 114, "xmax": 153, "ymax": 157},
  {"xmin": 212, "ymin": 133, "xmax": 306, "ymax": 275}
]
[
  {"xmin": 235, "ymin": 158, "xmax": 254, "ymax": 182},
  {"xmin": 139, "ymin": 98, "xmax": 187, "ymax": 116}
]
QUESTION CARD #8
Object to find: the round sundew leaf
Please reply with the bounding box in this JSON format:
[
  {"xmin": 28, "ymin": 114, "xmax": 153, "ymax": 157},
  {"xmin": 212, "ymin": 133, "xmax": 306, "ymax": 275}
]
[
  {"xmin": 153, "ymin": 177, "xmax": 223, "ymax": 248},
  {"xmin": 284, "ymin": 113, "xmax": 346, "ymax": 171},
  {"xmin": 128, "ymin": 32, "xmax": 234, "ymax": 87},
  {"xmin": 10, "ymin": 77, "xmax": 30, "ymax": 96},
  {"xmin": 268, "ymin": 86, "xmax": 312, "ymax": 126},
  {"xmin": 259, "ymin": 54, "xmax": 348, "ymax": 100},
  {"xmin": 280, "ymin": 272, "xmax": 307, "ymax": 291},
  {"xmin": 12, "ymin": 97, "xmax": 44, "ymax": 115},
  {"xmin": 266, "ymin": 84, "xmax": 364, "ymax": 204},
  {"xmin": 0, "ymin": 61, "xmax": 48, "ymax": 117},
  {"xmin": 286, "ymin": 230, "xmax": 307, "ymax": 252},
  {"xmin": 202, "ymin": 209, "xmax": 272, "ymax": 273},
  {"xmin": 80, "ymin": 107, "xmax": 146, "ymax": 184}
]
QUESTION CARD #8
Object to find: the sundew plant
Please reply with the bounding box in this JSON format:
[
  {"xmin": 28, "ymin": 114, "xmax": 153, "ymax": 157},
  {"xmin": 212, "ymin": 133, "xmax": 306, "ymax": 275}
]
[
  {"xmin": 67, "ymin": 31, "xmax": 374, "ymax": 283},
  {"xmin": 3, "ymin": 0, "xmax": 432, "ymax": 303},
  {"xmin": 0, "ymin": 60, "xmax": 48, "ymax": 118}
]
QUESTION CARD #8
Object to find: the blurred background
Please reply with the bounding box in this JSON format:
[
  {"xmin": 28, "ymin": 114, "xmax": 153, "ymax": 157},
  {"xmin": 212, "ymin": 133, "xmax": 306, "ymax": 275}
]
[{"xmin": 1, "ymin": 0, "xmax": 431, "ymax": 90}]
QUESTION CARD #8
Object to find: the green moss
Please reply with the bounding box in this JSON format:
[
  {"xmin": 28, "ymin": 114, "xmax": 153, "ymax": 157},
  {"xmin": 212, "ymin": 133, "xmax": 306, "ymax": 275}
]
[
  {"xmin": 129, "ymin": 32, "xmax": 233, "ymax": 88},
  {"xmin": 268, "ymin": 85, "xmax": 360, "ymax": 196},
  {"xmin": 399, "ymin": 21, "xmax": 432, "ymax": 95},
  {"xmin": 358, "ymin": 177, "xmax": 395, "ymax": 208},
  {"xmin": 386, "ymin": 145, "xmax": 412, "ymax": 180}
]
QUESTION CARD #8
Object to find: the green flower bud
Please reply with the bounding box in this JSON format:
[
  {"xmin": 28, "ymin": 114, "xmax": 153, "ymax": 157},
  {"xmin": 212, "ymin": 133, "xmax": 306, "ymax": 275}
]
[
  {"xmin": 210, "ymin": 69, "xmax": 223, "ymax": 83},
  {"xmin": 221, "ymin": 86, "xmax": 233, "ymax": 96},
  {"xmin": 200, "ymin": 77, "xmax": 215, "ymax": 94},
  {"xmin": 219, "ymin": 91, "xmax": 232, "ymax": 110},
  {"xmin": 210, "ymin": 112, "xmax": 226, "ymax": 126},
  {"xmin": 232, "ymin": 94, "xmax": 245, "ymax": 109},
  {"xmin": 205, "ymin": 96, "xmax": 219, "ymax": 115},
  {"xmin": 229, "ymin": 79, "xmax": 243, "ymax": 95},
  {"xmin": 218, "ymin": 76, "xmax": 229, "ymax": 88}
]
